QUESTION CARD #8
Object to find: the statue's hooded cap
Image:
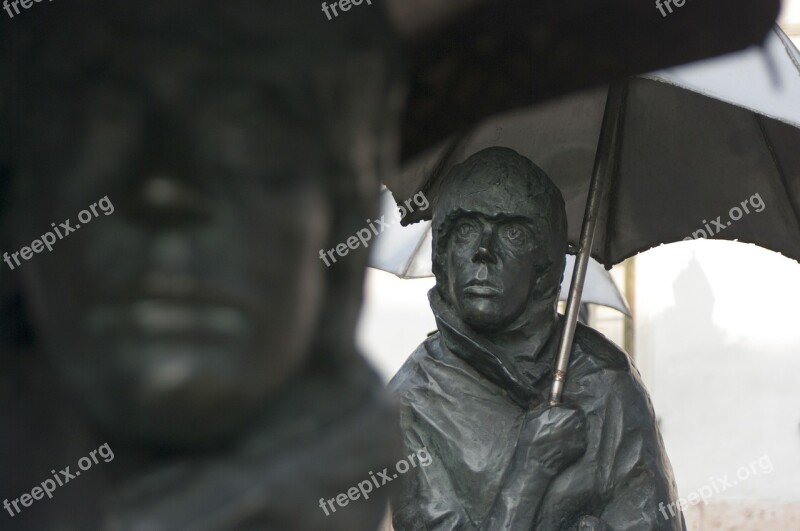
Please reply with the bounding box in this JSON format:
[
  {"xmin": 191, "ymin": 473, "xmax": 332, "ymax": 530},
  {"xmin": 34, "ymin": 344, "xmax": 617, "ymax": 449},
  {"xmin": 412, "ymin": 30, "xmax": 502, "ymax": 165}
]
[{"xmin": 431, "ymin": 147, "xmax": 568, "ymax": 313}]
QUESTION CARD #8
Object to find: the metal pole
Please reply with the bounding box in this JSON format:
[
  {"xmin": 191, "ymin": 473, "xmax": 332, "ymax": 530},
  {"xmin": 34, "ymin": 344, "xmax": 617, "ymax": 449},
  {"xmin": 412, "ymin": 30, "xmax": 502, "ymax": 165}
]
[
  {"xmin": 623, "ymin": 256, "xmax": 636, "ymax": 359},
  {"xmin": 549, "ymin": 81, "xmax": 628, "ymax": 406}
]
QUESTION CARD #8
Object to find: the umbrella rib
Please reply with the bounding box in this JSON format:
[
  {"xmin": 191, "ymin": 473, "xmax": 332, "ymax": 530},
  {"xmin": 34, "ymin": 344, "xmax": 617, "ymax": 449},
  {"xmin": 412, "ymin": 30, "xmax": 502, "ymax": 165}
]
[
  {"xmin": 753, "ymin": 114, "xmax": 800, "ymax": 237},
  {"xmin": 601, "ymin": 81, "xmax": 631, "ymax": 266},
  {"xmin": 774, "ymin": 27, "xmax": 800, "ymax": 77}
]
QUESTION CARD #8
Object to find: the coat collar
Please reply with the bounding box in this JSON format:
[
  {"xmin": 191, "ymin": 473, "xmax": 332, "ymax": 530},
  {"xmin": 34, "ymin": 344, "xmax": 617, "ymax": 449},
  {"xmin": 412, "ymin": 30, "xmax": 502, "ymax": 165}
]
[{"xmin": 429, "ymin": 288, "xmax": 557, "ymax": 408}]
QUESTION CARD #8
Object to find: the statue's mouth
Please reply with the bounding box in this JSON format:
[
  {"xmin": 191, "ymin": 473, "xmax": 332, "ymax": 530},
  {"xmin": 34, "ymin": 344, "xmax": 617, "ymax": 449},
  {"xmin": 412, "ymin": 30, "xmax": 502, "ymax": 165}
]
[
  {"xmin": 117, "ymin": 300, "xmax": 247, "ymax": 336},
  {"xmin": 463, "ymin": 281, "xmax": 502, "ymax": 296},
  {"xmin": 86, "ymin": 281, "xmax": 254, "ymax": 342}
]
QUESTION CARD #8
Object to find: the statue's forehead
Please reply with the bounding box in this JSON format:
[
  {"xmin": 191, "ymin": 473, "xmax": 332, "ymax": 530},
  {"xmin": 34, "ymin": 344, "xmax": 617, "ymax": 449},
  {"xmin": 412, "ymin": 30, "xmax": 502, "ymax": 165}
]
[
  {"xmin": 19, "ymin": 37, "xmax": 384, "ymax": 152},
  {"xmin": 446, "ymin": 210, "xmax": 538, "ymax": 227},
  {"xmin": 32, "ymin": 37, "xmax": 341, "ymax": 88},
  {"xmin": 15, "ymin": 0, "xmax": 392, "ymax": 85},
  {"xmin": 437, "ymin": 182, "xmax": 551, "ymax": 222}
]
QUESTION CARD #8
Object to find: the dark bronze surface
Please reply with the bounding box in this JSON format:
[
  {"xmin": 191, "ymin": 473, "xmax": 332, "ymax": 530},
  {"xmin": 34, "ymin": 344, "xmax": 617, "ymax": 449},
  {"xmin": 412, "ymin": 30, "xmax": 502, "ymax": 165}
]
[
  {"xmin": 390, "ymin": 148, "xmax": 684, "ymax": 530},
  {"xmin": 0, "ymin": 0, "xmax": 781, "ymax": 529},
  {"xmin": 0, "ymin": 2, "xmax": 403, "ymax": 529}
]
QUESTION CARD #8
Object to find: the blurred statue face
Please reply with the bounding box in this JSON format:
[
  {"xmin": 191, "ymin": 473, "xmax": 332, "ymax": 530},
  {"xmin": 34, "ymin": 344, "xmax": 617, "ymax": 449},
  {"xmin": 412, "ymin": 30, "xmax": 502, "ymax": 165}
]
[
  {"xmin": 8, "ymin": 47, "xmax": 333, "ymax": 446},
  {"xmin": 445, "ymin": 214, "xmax": 538, "ymax": 332}
]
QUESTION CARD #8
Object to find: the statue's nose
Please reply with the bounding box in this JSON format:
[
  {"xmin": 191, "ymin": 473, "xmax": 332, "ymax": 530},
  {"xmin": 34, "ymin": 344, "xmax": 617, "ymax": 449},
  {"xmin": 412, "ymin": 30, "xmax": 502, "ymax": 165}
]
[
  {"xmin": 473, "ymin": 224, "xmax": 497, "ymax": 263},
  {"xmin": 126, "ymin": 174, "xmax": 213, "ymax": 229},
  {"xmin": 472, "ymin": 246, "xmax": 497, "ymax": 264}
]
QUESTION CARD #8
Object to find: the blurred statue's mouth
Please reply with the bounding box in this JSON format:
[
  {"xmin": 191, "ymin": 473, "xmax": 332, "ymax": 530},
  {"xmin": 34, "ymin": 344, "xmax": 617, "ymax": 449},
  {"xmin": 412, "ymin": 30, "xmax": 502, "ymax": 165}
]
[
  {"xmin": 84, "ymin": 277, "xmax": 255, "ymax": 341},
  {"xmin": 88, "ymin": 297, "xmax": 251, "ymax": 342}
]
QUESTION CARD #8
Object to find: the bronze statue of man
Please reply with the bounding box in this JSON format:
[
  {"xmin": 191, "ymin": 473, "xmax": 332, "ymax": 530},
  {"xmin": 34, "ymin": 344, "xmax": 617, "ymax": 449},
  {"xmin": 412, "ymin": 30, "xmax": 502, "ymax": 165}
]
[
  {"xmin": 1, "ymin": 0, "xmax": 777, "ymax": 527},
  {"xmin": 0, "ymin": 2, "xmax": 404, "ymax": 529},
  {"xmin": 389, "ymin": 147, "xmax": 684, "ymax": 530}
]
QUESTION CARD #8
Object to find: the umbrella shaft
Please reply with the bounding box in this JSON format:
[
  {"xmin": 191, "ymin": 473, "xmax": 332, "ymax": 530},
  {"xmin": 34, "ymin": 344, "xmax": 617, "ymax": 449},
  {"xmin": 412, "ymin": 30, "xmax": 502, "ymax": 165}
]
[{"xmin": 550, "ymin": 81, "xmax": 628, "ymax": 406}]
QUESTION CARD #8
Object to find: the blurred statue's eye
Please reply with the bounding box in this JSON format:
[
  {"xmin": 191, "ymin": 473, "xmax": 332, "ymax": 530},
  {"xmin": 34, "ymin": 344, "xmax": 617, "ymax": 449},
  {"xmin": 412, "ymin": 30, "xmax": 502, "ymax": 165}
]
[{"xmin": 455, "ymin": 221, "xmax": 478, "ymax": 239}]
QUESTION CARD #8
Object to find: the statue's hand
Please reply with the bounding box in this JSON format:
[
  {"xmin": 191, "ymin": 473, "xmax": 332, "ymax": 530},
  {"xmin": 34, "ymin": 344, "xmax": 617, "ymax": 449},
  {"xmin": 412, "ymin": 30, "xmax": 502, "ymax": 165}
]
[
  {"xmin": 578, "ymin": 515, "xmax": 612, "ymax": 531},
  {"xmin": 515, "ymin": 405, "xmax": 588, "ymax": 476}
]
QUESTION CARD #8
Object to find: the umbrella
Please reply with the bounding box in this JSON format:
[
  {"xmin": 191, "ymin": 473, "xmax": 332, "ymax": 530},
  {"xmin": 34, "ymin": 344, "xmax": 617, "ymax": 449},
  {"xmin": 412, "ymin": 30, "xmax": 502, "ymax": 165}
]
[
  {"xmin": 383, "ymin": 26, "xmax": 800, "ymax": 404},
  {"xmin": 368, "ymin": 190, "xmax": 631, "ymax": 316},
  {"xmin": 391, "ymin": 0, "xmax": 781, "ymax": 160}
]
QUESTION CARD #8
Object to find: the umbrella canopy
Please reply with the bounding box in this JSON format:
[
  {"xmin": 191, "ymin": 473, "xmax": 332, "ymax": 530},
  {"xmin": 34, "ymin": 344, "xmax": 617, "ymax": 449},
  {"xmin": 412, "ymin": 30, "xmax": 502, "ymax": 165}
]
[
  {"xmin": 389, "ymin": 27, "xmax": 800, "ymax": 269},
  {"xmin": 392, "ymin": 0, "xmax": 781, "ymax": 160},
  {"xmin": 385, "ymin": 25, "xmax": 800, "ymax": 404},
  {"xmin": 368, "ymin": 191, "xmax": 631, "ymax": 316}
]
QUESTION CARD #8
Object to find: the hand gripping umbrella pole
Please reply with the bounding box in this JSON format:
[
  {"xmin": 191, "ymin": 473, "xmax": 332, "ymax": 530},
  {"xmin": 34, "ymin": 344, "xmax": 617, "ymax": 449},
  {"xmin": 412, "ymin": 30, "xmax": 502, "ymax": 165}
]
[{"xmin": 549, "ymin": 81, "xmax": 629, "ymax": 406}]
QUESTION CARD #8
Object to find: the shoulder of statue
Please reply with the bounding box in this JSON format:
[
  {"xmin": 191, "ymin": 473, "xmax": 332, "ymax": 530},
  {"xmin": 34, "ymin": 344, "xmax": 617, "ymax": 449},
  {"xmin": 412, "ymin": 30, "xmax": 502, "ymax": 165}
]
[
  {"xmin": 422, "ymin": 330, "xmax": 442, "ymax": 355},
  {"xmin": 571, "ymin": 322, "xmax": 632, "ymax": 375},
  {"xmin": 387, "ymin": 333, "xmax": 441, "ymax": 397}
]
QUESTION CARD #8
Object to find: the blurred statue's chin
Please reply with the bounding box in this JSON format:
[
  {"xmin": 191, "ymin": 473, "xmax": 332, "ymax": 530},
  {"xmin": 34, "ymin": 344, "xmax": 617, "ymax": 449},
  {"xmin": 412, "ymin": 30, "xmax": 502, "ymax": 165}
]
[
  {"xmin": 85, "ymin": 384, "xmax": 261, "ymax": 449},
  {"xmin": 62, "ymin": 343, "xmax": 279, "ymax": 449}
]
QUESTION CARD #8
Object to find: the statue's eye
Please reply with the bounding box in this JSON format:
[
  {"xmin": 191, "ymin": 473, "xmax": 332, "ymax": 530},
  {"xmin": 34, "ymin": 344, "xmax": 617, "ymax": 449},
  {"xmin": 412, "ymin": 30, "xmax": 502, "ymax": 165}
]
[
  {"xmin": 455, "ymin": 221, "xmax": 478, "ymax": 239},
  {"xmin": 502, "ymin": 224, "xmax": 528, "ymax": 244}
]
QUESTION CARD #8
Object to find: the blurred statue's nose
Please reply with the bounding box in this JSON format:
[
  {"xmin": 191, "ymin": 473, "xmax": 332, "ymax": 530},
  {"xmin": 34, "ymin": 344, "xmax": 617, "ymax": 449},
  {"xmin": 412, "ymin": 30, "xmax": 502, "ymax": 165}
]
[{"xmin": 128, "ymin": 175, "xmax": 212, "ymax": 229}]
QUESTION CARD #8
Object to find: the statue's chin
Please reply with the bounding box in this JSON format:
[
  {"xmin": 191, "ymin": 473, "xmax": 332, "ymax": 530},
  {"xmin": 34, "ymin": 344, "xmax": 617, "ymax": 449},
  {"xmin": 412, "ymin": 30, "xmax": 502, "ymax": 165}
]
[
  {"xmin": 458, "ymin": 300, "xmax": 515, "ymax": 333},
  {"xmin": 84, "ymin": 391, "xmax": 258, "ymax": 449},
  {"xmin": 57, "ymin": 339, "xmax": 301, "ymax": 449},
  {"xmin": 461, "ymin": 312, "xmax": 508, "ymax": 334}
]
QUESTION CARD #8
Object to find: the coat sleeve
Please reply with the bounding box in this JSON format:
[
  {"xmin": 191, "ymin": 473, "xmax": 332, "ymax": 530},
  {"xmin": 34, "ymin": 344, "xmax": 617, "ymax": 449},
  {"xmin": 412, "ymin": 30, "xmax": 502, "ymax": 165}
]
[
  {"xmin": 390, "ymin": 402, "xmax": 478, "ymax": 531},
  {"xmin": 591, "ymin": 367, "xmax": 686, "ymax": 531},
  {"xmin": 388, "ymin": 352, "xmax": 478, "ymax": 531}
]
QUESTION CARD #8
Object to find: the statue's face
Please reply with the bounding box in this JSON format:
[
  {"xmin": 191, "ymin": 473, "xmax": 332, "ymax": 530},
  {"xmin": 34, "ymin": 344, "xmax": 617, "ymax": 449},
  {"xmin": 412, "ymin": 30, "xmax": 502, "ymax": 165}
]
[
  {"xmin": 445, "ymin": 213, "xmax": 538, "ymax": 332},
  {"xmin": 9, "ymin": 48, "xmax": 334, "ymax": 446}
]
